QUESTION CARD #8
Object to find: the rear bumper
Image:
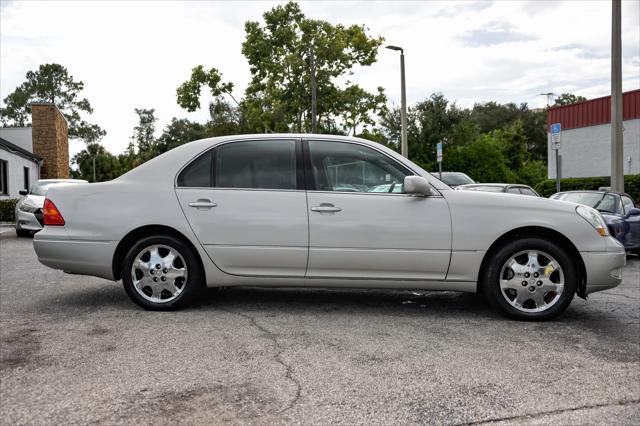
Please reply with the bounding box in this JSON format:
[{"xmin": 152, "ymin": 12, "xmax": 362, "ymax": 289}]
[
  {"xmin": 582, "ymin": 238, "xmax": 627, "ymax": 294},
  {"xmin": 33, "ymin": 233, "xmax": 117, "ymax": 280}
]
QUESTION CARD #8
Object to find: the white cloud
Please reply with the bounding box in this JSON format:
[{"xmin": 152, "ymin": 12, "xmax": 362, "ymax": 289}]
[{"xmin": 1, "ymin": 0, "xmax": 638, "ymax": 156}]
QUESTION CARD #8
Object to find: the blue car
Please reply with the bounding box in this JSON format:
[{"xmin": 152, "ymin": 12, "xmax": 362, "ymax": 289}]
[{"xmin": 551, "ymin": 190, "xmax": 640, "ymax": 254}]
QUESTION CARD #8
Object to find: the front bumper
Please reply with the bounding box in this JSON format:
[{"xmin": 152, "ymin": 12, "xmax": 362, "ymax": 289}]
[
  {"xmin": 15, "ymin": 208, "xmax": 43, "ymax": 232},
  {"xmin": 582, "ymin": 237, "xmax": 627, "ymax": 294}
]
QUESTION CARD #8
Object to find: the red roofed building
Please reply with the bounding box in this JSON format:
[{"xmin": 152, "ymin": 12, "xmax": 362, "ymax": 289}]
[{"xmin": 546, "ymin": 89, "xmax": 640, "ymax": 179}]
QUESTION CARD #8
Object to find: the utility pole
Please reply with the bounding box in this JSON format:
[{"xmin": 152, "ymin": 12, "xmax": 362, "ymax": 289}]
[
  {"xmin": 309, "ymin": 46, "xmax": 318, "ymax": 134},
  {"xmin": 611, "ymin": 0, "xmax": 624, "ymax": 192},
  {"xmin": 538, "ymin": 92, "xmax": 555, "ymax": 107},
  {"xmin": 386, "ymin": 45, "xmax": 408, "ymax": 157}
]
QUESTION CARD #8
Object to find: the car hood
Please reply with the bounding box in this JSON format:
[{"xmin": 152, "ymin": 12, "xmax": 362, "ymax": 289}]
[
  {"xmin": 445, "ymin": 188, "xmax": 582, "ymax": 214},
  {"xmin": 19, "ymin": 194, "xmax": 45, "ymax": 209}
]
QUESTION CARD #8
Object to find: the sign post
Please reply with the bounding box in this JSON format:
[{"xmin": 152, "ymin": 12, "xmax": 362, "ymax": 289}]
[
  {"xmin": 436, "ymin": 142, "xmax": 443, "ymax": 180},
  {"xmin": 551, "ymin": 123, "xmax": 562, "ymax": 192}
]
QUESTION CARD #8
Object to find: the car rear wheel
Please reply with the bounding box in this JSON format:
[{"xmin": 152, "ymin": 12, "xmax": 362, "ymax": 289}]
[
  {"xmin": 121, "ymin": 235, "xmax": 203, "ymax": 310},
  {"xmin": 483, "ymin": 237, "xmax": 577, "ymax": 320}
]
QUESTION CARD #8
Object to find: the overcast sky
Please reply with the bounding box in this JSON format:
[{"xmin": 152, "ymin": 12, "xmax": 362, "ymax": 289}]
[{"xmin": 1, "ymin": 0, "xmax": 639, "ymax": 157}]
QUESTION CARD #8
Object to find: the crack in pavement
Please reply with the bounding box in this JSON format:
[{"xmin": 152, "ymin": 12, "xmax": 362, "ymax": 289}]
[
  {"xmin": 601, "ymin": 292, "xmax": 639, "ymax": 301},
  {"xmin": 461, "ymin": 398, "xmax": 640, "ymax": 425},
  {"xmin": 221, "ymin": 308, "xmax": 302, "ymax": 416}
]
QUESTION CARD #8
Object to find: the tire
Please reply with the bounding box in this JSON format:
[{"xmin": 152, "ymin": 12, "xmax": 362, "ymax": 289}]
[
  {"xmin": 121, "ymin": 235, "xmax": 204, "ymax": 311},
  {"xmin": 16, "ymin": 229, "xmax": 32, "ymax": 238},
  {"xmin": 482, "ymin": 237, "xmax": 577, "ymax": 321}
]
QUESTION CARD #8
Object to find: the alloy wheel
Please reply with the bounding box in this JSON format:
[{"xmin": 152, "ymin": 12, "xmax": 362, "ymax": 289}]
[
  {"xmin": 499, "ymin": 250, "xmax": 565, "ymax": 313},
  {"xmin": 130, "ymin": 244, "xmax": 188, "ymax": 303}
]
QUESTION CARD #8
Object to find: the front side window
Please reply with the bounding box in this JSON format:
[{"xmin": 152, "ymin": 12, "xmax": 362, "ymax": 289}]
[
  {"xmin": 507, "ymin": 187, "xmax": 521, "ymax": 194},
  {"xmin": 308, "ymin": 141, "xmax": 410, "ymax": 193},
  {"xmin": 621, "ymin": 196, "xmax": 635, "ymax": 214},
  {"xmin": 215, "ymin": 140, "xmax": 297, "ymax": 190},
  {"xmin": 0, "ymin": 160, "xmax": 7, "ymax": 195}
]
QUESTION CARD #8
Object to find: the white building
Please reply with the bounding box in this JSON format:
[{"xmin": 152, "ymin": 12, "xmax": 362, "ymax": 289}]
[
  {"xmin": 0, "ymin": 103, "xmax": 69, "ymax": 199},
  {"xmin": 0, "ymin": 129, "xmax": 41, "ymax": 199},
  {"xmin": 547, "ymin": 89, "xmax": 640, "ymax": 179}
]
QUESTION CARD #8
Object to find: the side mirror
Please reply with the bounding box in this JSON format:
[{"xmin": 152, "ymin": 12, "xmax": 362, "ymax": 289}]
[
  {"xmin": 625, "ymin": 208, "xmax": 640, "ymax": 218},
  {"xmin": 18, "ymin": 189, "xmax": 28, "ymax": 196},
  {"xmin": 404, "ymin": 176, "xmax": 434, "ymax": 196}
]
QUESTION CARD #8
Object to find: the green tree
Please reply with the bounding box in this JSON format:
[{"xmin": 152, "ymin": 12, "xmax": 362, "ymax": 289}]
[
  {"xmin": 131, "ymin": 108, "xmax": 158, "ymax": 158},
  {"xmin": 553, "ymin": 93, "xmax": 587, "ymax": 106},
  {"xmin": 0, "ymin": 63, "xmax": 105, "ymax": 142},
  {"xmin": 241, "ymin": 1, "xmax": 384, "ymax": 133},
  {"xmin": 470, "ymin": 101, "xmax": 546, "ymax": 161},
  {"xmin": 443, "ymin": 134, "xmax": 515, "ymax": 183},
  {"xmin": 176, "ymin": 65, "xmax": 236, "ymax": 112},
  {"xmin": 156, "ymin": 118, "xmax": 210, "ymax": 154},
  {"xmin": 71, "ymin": 143, "xmax": 121, "ymax": 182}
]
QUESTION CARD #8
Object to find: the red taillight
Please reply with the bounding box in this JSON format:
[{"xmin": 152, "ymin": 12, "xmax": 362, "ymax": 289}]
[{"xmin": 43, "ymin": 198, "xmax": 65, "ymax": 226}]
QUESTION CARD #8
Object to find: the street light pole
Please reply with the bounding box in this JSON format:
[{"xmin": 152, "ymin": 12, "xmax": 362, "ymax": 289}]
[
  {"xmin": 386, "ymin": 45, "xmax": 408, "ymax": 158},
  {"xmin": 611, "ymin": 0, "xmax": 624, "ymax": 192}
]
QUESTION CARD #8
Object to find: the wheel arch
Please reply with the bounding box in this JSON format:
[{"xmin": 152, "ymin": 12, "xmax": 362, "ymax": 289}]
[
  {"xmin": 477, "ymin": 226, "xmax": 587, "ymax": 298},
  {"xmin": 112, "ymin": 224, "xmax": 204, "ymax": 281}
]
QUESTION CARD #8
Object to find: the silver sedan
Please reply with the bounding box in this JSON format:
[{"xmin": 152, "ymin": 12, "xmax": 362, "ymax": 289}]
[
  {"xmin": 15, "ymin": 179, "xmax": 87, "ymax": 237},
  {"xmin": 33, "ymin": 135, "xmax": 625, "ymax": 320}
]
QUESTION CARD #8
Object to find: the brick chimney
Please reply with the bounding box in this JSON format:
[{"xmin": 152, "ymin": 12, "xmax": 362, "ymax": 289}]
[{"xmin": 31, "ymin": 103, "xmax": 69, "ymax": 179}]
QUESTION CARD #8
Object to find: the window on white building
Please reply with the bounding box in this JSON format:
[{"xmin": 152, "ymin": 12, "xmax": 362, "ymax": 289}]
[
  {"xmin": 0, "ymin": 160, "xmax": 8, "ymax": 195},
  {"xmin": 23, "ymin": 166, "xmax": 30, "ymax": 191}
]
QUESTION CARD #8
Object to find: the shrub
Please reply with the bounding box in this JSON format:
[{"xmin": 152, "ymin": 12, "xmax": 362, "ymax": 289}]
[
  {"xmin": 0, "ymin": 198, "xmax": 19, "ymax": 223},
  {"xmin": 534, "ymin": 174, "xmax": 640, "ymax": 204}
]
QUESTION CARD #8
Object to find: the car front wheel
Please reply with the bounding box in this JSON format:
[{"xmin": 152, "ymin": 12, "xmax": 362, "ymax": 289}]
[
  {"xmin": 121, "ymin": 235, "xmax": 203, "ymax": 310},
  {"xmin": 483, "ymin": 237, "xmax": 577, "ymax": 320}
]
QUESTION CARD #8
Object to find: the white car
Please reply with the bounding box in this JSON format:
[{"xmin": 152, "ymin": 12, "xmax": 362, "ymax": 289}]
[
  {"xmin": 33, "ymin": 135, "xmax": 625, "ymax": 320},
  {"xmin": 15, "ymin": 179, "xmax": 87, "ymax": 237}
]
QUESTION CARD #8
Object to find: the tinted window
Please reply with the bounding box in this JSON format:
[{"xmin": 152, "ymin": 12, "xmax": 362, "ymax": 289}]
[
  {"xmin": 507, "ymin": 187, "xmax": 521, "ymax": 194},
  {"xmin": 215, "ymin": 140, "xmax": 297, "ymax": 190},
  {"xmin": 519, "ymin": 187, "xmax": 538, "ymax": 196},
  {"xmin": 622, "ymin": 196, "xmax": 635, "ymax": 214},
  {"xmin": 308, "ymin": 141, "xmax": 410, "ymax": 193},
  {"xmin": 177, "ymin": 151, "xmax": 212, "ymax": 187},
  {"xmin": 439, "ymin": 173, "xmax": 474, "ymax": 186}
]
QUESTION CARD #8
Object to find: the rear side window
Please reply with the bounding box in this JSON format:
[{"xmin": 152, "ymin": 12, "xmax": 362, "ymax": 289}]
[
  {"xmin": 507, "ymin": 187, "xmax": 520, "ymax": 194},
  {"xmin": 215, "ymin": 140, "xmax": 297, "ymax": 190},
  {"xmin": 177, "ymin": 151, "xmax": 212, "ymax": 187}
]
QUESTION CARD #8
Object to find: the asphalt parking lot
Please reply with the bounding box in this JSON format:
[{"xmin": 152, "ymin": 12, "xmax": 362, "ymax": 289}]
[{"xmin": 1, "ymin": 229, "xmax": 639, "ymax": 425}]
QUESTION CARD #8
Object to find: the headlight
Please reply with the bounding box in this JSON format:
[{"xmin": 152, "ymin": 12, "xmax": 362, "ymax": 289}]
[
  {"xmin": 576, "ymin": 205, "xmax": 609, "ymax": 236},
  {"xmin": 19, "ymin": 203, "xmax": 39, "ymax": 213}
]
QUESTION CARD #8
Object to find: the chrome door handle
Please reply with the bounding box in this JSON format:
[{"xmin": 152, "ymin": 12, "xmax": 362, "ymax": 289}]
[
  {"xmin": 188, "ymin": 199, "xmax": 217, "ymax": 209},
  {"xmin": 311, "ymin": 204, "xmax": 342, "ymax": 213}
]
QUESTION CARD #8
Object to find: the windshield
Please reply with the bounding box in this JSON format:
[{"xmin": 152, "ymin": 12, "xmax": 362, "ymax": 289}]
[
  {"xmin": 30, "ymin": 181, "xmax": 84, "ymax": 196},
  {"xmin": 440, "ymin": 173, "xmax": 474, "ymax": 186},
  {"xmin": 553, "ymin": 192, "xmax": 618, "ymax": 213}
]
